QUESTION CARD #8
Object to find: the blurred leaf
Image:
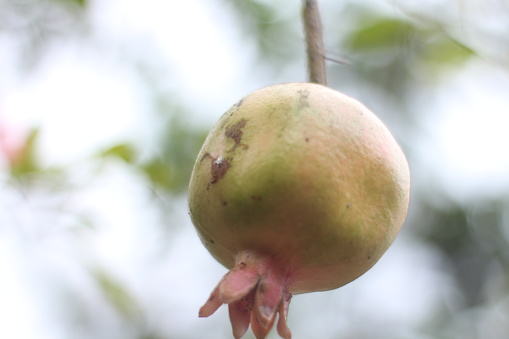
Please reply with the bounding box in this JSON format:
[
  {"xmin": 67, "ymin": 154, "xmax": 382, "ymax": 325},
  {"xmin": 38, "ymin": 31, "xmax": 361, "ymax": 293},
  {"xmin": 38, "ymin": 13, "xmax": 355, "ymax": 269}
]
[
  {"xmin": 142, "ymin": 158, "xmax": 174, "ymax": 191},
  {"xmin": 58, "ymin": 0, "xmax": 88, "ymax": 8},
  {"xmin": 422, "ymin": 203, "xmax": 470, "ymax": 256},
  {"xmin": 93, "ymin": 269, "xmax": 139, "ymax": 320},
  {"xmin": 338, "ymin": 10, "xmax": 476, "ymax": 113},
  {"xmin": 220, "ymin": 0, "xmax": 301, "ymax": 67},
  {"xmin": 346, "ymin": 18, "xmax": 415, "ymax": 51},
  {"xmin": 1, "ymin": 0, "xmax": 88, "ymax": 71},
  {"xmin": 423, "ymin": 36, "xmax": 475, "ymax": 70},
  {"xmin": 416, "ymin": 197, "xmax": 509, "ymax": 308},
  {"xmin": 225, "ymin": 0, "xmax": 275, "ymax": 23},
  {"xmin": 141, "ymin": 113, "xmax": 208, "ymax": 194},
  {"xmin": 345, "ymin": 13, "xmax": 475, "ymax": 70},
  {"xmin": 11, "ymin": 128, "xmax": 40, "ymax": 176},
  {"xmin": 101, "ymin": 143, "xmax": 137, "ymax": 163}
]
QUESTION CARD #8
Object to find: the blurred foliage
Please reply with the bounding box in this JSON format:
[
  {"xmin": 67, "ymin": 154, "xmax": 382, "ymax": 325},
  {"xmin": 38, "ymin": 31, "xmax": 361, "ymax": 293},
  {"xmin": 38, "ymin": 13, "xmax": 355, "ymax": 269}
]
[
  {"xmin": 339, "ymin": 8, "xmax": 475, "ymax": 109},
  {"xmin": 101, "ymin": 144, "xmax": 137, "ymax": 164},
  {"xmin": 100, "ymin": 116, "xmax": 207, "ymax": 195},
  {"xmin": 93, "ymin": 268, "xmax": 140, "ymax": 321},
  {"xmin": 59, "ymin": 0, "xmax": 87, "ymax": 7},
  {"xmin": 9, "ymin": 128, "xmax": 40, "ymax": 176},
  {"xmin": 220, "ymin": 0, "xmax": 302, "ymax": 68},
  {"xmin": 418, "ymin": 196, "xmax": 509, "ymax": 308},
  {"xmin": 344, "ymin": 12, "xmax": 474, "ymax": 72},
  {"xmin": 141, "ymin": 115, "xmax": 208, "ymax": 194},
  {"xmin": 0, "ymin": 0, "xmax": 88, "ymax": 69},
  {"xmin": 413, "ymin": 195, "xmax": 509, "ymax": 338}
]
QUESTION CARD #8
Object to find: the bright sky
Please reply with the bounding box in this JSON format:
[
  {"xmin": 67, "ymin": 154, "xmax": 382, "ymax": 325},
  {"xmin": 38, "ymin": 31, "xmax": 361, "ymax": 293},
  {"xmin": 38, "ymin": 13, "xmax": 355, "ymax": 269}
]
[
  {"xmin": 1, "ymin": 1, "xmax": 509, "ymax": 338},
  {"xmin": 432, "ymin": 61, "xmax": 509, "ymax": 198}
]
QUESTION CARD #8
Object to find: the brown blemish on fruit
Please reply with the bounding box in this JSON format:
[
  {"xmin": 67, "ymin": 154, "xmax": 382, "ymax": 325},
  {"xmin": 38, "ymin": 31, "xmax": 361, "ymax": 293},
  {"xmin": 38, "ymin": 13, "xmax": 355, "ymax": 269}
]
[
  {"xmin": 305, "ymin": 137, "xmax": 310, "ymax": 142},
  {"xmin": 210, "ymin": 156, "xmax": 230, "ymax": 183},
  {"xmin": 222, "ymin": 201, "xmax": 228, "ymax": 206},
  {"xmin": 225, "ymin": 118, "xmax": 248, "ymax": 151},
  {"xmin": 251, "ymin": 195, "xmax": 262, "ymax": 201},
  {"xmin": 201, "ymin": 153, "xmax": 231, "ymax": 187},
  {"xmin": 225, "ymin": 119, "xmax": 246, "ymax": 144}
]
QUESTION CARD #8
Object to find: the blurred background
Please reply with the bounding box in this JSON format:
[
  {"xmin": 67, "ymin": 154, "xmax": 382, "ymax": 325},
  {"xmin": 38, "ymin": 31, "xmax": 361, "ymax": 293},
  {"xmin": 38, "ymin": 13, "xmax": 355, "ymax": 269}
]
[{"xmin": 1, "ymin": 0, "xmax": 509, "ymax": 338}]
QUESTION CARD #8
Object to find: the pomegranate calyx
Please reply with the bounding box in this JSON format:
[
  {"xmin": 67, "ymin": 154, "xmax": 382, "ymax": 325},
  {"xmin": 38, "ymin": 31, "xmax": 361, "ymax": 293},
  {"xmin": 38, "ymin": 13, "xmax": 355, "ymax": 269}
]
[{"xmin": 199, "ymin": 251, "xmax": 292, "ymax": 339}]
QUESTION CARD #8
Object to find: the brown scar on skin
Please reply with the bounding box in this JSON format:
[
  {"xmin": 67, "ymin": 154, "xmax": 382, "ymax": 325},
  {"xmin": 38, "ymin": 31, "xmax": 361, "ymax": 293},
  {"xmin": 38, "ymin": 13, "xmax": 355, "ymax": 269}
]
[
  {"xmin": 201, "ymin": 153, "xmax": 231, "ymax": 188},
  {"xmin": 225, "ymin": 118, "xmax": 248, "ymax": 152},
  {"xmin": 210, "ymin": 156, "xmax": 230, "ymax": 183}
]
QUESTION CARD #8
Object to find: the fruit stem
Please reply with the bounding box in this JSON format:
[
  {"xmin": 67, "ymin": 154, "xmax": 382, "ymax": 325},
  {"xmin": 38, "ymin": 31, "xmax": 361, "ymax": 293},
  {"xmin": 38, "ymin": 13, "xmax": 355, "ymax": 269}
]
[{"xmin": 303, "ymin": 0, "xmax": 327, "ymax": 86}]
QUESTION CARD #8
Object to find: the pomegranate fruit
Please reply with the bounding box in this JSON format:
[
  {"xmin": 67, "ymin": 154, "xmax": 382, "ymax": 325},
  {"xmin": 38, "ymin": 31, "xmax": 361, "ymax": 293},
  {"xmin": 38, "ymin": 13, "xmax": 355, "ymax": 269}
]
[{"xmin": 188, "ymin": 82, "xmax": 410, "ymax": 338}]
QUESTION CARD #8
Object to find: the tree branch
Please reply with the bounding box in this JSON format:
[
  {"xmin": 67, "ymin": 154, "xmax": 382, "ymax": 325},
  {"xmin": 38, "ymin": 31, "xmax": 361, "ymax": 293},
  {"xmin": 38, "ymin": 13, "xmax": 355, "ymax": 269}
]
[{"xmin": 303, "ymin": 0, "xmax": 327, "ymax": 85}]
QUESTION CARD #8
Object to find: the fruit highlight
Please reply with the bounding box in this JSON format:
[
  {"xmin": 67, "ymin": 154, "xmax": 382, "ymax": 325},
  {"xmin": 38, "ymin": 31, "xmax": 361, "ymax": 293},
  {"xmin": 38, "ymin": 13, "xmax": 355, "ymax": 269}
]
[{"xmin": 188, "ymin": 83, "xmax": 410, "ymax": 338}]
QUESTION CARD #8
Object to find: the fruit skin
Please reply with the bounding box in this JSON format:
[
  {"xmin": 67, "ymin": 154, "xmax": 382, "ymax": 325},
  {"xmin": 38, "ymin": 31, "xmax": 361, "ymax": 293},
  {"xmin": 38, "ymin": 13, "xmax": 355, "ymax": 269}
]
[{"xmin": 188, "ymin": 82, "xmax": 410, "ymax": 338}]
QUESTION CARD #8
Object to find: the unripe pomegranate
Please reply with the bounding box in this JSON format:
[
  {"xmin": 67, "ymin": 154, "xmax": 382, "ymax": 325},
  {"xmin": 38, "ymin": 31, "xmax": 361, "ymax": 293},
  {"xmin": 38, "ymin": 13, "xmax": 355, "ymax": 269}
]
[{"xmin": 188, "ymin": 83, "xmax": 410, "ymax": 339}]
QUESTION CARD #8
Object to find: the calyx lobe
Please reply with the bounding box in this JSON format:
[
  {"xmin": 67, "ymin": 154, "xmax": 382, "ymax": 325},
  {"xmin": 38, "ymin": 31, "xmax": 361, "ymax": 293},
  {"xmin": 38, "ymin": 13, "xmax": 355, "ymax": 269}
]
[{"xmin": 199, "ymin": 251, "xmax": 292, "ymax": 339}]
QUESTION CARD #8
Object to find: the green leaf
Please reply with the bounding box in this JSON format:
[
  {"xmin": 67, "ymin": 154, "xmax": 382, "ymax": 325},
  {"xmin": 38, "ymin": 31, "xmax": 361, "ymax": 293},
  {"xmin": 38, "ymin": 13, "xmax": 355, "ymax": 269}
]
[
  {"xmin": 142, "ymin": 159, "xmax": 174, "ymax": 191},
  {"xmin": 57, "ymin": 0, "xmax": 88, "ymax": 9},
  {"xmin": 141, "ymin": 112, "xmax": 208, "ymax": 194},
  {"xmin": 101, "ymin": 144, "xmax": 137, "ymax": 163},
  {"xmin": 342, "ymin": 12, "xmax": 476, "ymax": 80},
  {"xmin": 423, "ymin": 36, "xmax": 475, "ymax": 69},
  {"xmin": 346, "ymin": 18, "xmax": 416, "ymax": 51},
  {"xmin": 93, "ymin": 269, "xmax": 139, "ymax": 320},
  {"xmin": 11, "ymin": 128, "xmax": 40, "ymax": 176}
]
